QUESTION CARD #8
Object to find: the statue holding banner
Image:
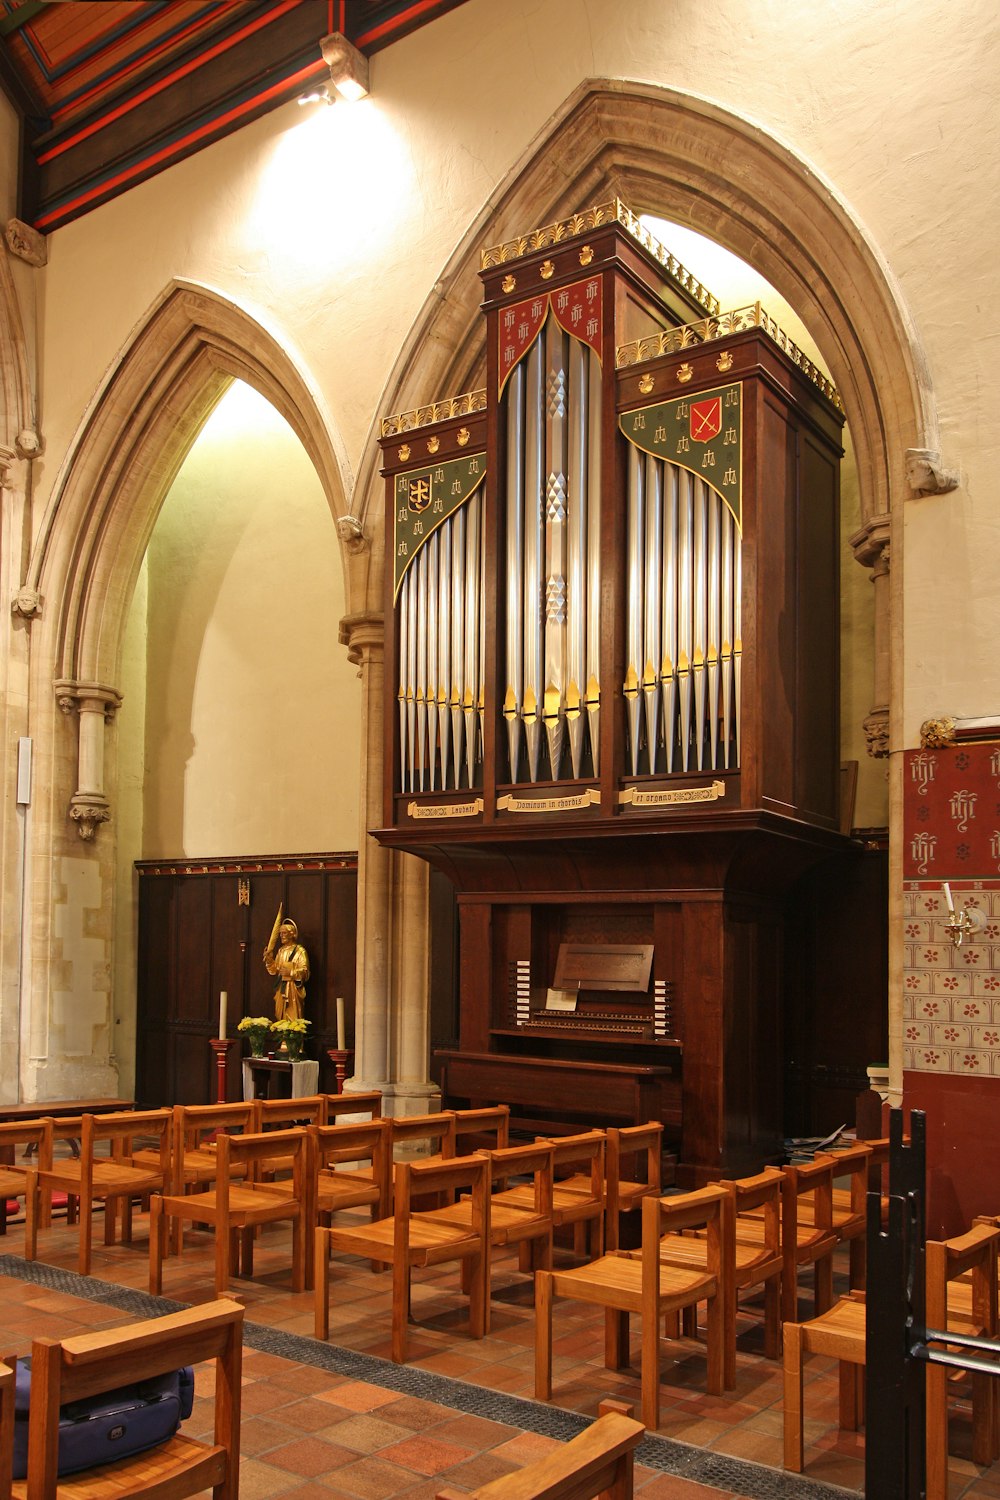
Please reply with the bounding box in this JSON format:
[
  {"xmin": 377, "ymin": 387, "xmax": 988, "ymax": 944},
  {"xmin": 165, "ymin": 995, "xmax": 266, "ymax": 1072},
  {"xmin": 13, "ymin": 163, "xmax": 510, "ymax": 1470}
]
[{"xmin": 263, "ymin": 905, "xmax": 310, "ymax": 1022}]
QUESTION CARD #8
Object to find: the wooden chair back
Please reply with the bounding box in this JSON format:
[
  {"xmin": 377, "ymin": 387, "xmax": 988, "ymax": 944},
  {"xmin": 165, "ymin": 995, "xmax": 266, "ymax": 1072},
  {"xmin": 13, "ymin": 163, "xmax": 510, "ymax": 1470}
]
[
  {"xmin": 322, "ymin": 1090, "xmax": 383, "ymax": 1121},
  {"xmin": 0, "ymin": 1120, "xmax": 47, "ymax": 1258},
  {"xmin": 254, "ymin": 1095, "xmax": 327, "ymax": 1131},
  {"xmin": 172, "ymin": 1101, "xmax": 256, "ymax": 1185},
  {"xmin": 453, "ymin": 1106, "xmax": 510, "ymax": 1154},
  {"xmin": 778, "ymin": 1154, "xmax": 839, "ymax": 1323},
  {"xmin": 605, "ymin": 1122, "xmax": 662, "ymax": 1250},
  {"xmin": 311, "ymin": 1118, "xmax": 392, "ymax": 1222},
  {"xmin": 435, "ymin": 1399, "xmax": 643, "ymax": 1500},
  {"xmin": 390, "ymin": 1111, "xmax": 457, "ymax": 1158},
  {"xmin": 9, "ymin": 1299, "xmax": 243, "ymax": 1499}
]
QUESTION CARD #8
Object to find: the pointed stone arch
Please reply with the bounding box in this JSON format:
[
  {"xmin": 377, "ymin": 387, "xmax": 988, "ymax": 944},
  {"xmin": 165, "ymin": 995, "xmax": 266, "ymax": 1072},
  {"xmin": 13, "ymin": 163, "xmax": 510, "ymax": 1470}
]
[
  {"xmin": 348, "ymin": 79, "xmax": 926, "ymax": 1109},
  {"xmin": 29, "ymin": 281, "xmax": 349, "ymax": 690}
]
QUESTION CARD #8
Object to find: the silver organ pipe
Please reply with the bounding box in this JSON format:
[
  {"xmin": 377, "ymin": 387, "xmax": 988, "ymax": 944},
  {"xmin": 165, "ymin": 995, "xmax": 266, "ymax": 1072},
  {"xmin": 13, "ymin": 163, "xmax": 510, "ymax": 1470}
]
[
  {"xmin": 691, "ymin": 478, "xmax": 707, "ymax": 771},
  {"xmin": 437, "ymin": 525, "xmax": 452, "ymax": 787},
  {"xmin": 661, "ymin": 465, "xmax": 678, "ymax": 773},
  {"xmin": 624, "ymin": 443, "xmax": 644, "ymax": 775},
  {"xmin": 406, "ymin": 558, "xmax": 418, "ymax": 792},
  {"xmin": 585, "ymin": 352, "xmax": 602, "ymax": 773},
  {"xmin": 543, "ymin": 316, "xmax": 568, "ymax": 779},
  {"xmin": 643, "ymin": 454, "xmax": 663, "ymax": 774},
  {"xmin": 499, "ymin": 318, "xmax": 603, "ymax": 785},
  {"xmin": 622, "ymin": 453, "xmax": 741, "ymax": 777},
  {"xmin": 504, "ymin": 361, "xmax": 525, "ymax": 783},
  {"xmin": 464, "ymin": 487, "xmax": 481, "ymax": 791},
  {"xmin": 415, "ymin": 544, "xmax": 428, "ymax": 791},
  {"xmin": 449, "ymin": 503, "xmax": 467, "ymax": 789},
  {"xmin": 426, "ymin": 531, "xmax": 439, "ymax": 791},
  {"xmin": 565, "ymin": 339, "xmax": 588, "ymax": 779},
  {"xmin": 397, "ymin": 571, "xmax": 410, "ymax": 792},
  {"xmin": 720, "ymin": 505, "xmax": 734, "ymax": 769},
  {"xmin": 522, "ymin": 339, "xmax": 544, "ymax": 783},
  {"xmin": 676, "ymin": 468, "xmax": 693, "ymax": 771}
]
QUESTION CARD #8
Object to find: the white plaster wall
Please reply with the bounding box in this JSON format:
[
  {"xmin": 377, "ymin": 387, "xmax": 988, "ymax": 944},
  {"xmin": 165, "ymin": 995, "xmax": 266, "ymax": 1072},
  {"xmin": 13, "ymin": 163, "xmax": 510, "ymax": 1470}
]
[
  {"xmin": 138, "ymin": 381, "xmax": 359, "ymax": 858},
  {"xmin": 27, "ymin": 0, "xmax": 998, "ymax": 751}
]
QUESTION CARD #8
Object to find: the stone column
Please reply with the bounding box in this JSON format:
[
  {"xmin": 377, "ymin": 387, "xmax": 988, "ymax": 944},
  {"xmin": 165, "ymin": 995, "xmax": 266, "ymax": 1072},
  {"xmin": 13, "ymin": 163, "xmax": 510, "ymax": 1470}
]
[
  {"xmin": 849, "ymin": 514, "xmax": 891, "ymax": 760},
  {"xmin": 341, "ymin": 612, "xmax": 392, "ymax": 1098},
  {"xmin": 53, "ymin": 681, "xmax": 123, "ymax": 839},
  {"xmin": 393, "ymin": 843, "xmax": 439, "ymax": 1115}
]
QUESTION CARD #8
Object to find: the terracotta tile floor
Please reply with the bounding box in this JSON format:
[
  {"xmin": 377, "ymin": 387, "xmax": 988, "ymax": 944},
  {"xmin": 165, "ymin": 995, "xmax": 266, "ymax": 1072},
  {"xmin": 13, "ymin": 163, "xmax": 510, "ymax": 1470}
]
[{"xmin": 1, "ymin": 1205, "xmax": 997, "ymax": 1499}]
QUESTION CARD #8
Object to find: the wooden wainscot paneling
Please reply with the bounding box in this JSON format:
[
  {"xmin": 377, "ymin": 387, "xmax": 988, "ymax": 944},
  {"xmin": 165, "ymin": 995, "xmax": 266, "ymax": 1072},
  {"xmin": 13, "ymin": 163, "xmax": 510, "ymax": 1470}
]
[{"xmin": 136, "ymin": 853, "xmax": 357, "ymax": 1107}]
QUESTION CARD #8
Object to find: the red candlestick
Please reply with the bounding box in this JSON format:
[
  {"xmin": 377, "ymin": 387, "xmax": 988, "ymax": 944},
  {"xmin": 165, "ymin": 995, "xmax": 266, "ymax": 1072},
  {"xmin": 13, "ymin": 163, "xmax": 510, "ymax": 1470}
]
[
  {"xmin": 326, "ymin": 1047, "xmax": 354, "ymax": 1094},
  {"xmin": 209, "ymin": 1038, "xmax": 238, "ymax": 1103}
]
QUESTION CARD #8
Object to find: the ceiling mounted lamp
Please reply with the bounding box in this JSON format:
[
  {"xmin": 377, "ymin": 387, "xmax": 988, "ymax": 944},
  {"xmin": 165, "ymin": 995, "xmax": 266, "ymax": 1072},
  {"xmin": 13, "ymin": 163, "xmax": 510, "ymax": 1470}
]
[{"xmin": 320, "ymin": 31, "xmax": 370, "ymax": 102}]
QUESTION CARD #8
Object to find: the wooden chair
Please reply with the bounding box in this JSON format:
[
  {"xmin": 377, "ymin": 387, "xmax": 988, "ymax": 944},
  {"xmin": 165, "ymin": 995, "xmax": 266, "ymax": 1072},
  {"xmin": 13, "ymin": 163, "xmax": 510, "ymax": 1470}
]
[
  {"xmin": 390, "ymin": 1111, "xmax": 458, "ymax": 1209},
  {"xmin": 4, "ymin": 1299, "xmax": 242, "ymax": 1499},
  {"xmin": 0, "ymin": 1120, "xmax": 46, "ymax": 1258},
  {"xmin": 160, "ymin": 1102, "xmax": 256, "ymax": 1254},
  {"xmin": 536, "ymin": 1186, "xmax": 730, "ymax": 1430},
  {"xmin": 435, "ymin": 1399, "xmax": 644, "ymax": 1500},
  {"xmin": 315, "ymin": 1152, "xmax": 491, "ymax": 1363},
  {"xmin": 783, "ymin": 1221, "xmax": 1000, "ymax": 1482},
  {"xmin": 736, "ymin": 1155, "xmax": 838, "ymax": 1325},
  {"xmin": 29, "ymin": 1109, "xmax": 172, "ymax": 1276},
  {"xmin": 150, "ymin": 1126, "xmax": 313, "ymax": 1297},
  {"xmin": 494, "ymin": 1130, "xmax": 605, "ymax": 1260},
  {"xmin": 312, "ymin": 1118, "xmax": 392, "ymax": 1226},
  {"xmin": 659, "ymin": 1165, "xmax": 783, "ymax": 1383},
  {"xmin": 805, "ymin": 1143, "xmax": 872, "ymax": 1289},
  {"xmin": 926, "ymin": 1222, "xmax": 1000, "ymax": 1498},
  {"xmin": 605, "ymin": 1123, "xmax": 662, "ymax": 1251},
  {"xmin": 421, "ymin": 1140, "xmax": 554, "ymax": 1287}
]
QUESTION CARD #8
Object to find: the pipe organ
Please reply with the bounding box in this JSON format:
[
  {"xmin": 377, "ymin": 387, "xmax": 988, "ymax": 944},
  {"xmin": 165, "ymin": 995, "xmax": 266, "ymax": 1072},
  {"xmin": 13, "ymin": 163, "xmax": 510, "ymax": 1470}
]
[{"xmin": 377, "ymin": 201, "xmax": 846, "ymax": 1181}]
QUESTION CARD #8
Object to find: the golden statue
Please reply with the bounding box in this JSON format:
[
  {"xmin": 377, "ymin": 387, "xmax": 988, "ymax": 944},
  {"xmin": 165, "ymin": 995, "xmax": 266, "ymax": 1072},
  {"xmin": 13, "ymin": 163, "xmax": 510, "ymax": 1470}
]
[{"xmin": 263, "ymin": 905, "xmax": 310, "ymax": 1021}]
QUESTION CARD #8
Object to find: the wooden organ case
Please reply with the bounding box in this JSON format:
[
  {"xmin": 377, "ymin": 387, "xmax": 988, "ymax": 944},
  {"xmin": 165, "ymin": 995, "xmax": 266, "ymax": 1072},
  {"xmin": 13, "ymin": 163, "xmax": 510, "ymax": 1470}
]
[{"xmin": 375, "ymin": 202, "xmax": 846, "ymax": 1182}]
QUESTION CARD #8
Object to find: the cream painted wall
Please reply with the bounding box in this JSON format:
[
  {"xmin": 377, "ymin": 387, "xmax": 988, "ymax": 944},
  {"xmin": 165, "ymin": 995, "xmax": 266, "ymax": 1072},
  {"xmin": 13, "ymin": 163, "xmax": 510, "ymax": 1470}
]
[
  {"xmin": 28, "ymin": 0, "xmax": 998, "ymax": 748},
  {"xmin": 133, "ymin": 381, "xmax": 360, "ymax": 859}
]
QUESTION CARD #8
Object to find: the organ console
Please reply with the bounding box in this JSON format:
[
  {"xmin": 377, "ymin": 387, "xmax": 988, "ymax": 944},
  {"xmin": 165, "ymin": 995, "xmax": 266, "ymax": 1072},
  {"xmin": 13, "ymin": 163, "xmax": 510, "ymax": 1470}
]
[{"xmin": 376, "ymin": 200, "xmax": 847, "ymax": 1181}]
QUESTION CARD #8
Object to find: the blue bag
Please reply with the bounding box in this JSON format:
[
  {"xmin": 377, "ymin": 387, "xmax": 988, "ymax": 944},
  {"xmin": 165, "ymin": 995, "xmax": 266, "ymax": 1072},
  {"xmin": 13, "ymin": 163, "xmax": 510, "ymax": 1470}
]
[{"xmin": 12, "ymin": 1358, "xmax": 195, "ymax": 1479}]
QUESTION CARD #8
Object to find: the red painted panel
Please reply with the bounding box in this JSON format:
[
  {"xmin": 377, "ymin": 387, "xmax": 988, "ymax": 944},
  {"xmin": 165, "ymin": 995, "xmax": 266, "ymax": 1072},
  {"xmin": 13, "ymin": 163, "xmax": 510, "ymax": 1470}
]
[{"xmin": 902, "ymin": 1068, "xmax": 1000, "ymax": 1237}]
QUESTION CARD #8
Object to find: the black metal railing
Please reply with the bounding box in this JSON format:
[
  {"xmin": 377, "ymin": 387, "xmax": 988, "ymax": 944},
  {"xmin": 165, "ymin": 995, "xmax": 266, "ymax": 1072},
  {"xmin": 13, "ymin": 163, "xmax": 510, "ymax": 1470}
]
[{"xmin": 865, "ymin": 1107, "xmax": 1000, "ymax": 1498}]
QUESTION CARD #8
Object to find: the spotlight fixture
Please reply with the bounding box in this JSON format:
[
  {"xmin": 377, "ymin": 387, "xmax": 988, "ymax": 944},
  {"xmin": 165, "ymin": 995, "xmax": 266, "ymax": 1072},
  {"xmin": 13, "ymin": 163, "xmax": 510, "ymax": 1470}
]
[
  {"xmin": 298, "ymin": 84, "xmax": 332, "ymax": 106},
  {"xmin": 319, "ymin": 31, "xmax": 370, "ymax": 102}
]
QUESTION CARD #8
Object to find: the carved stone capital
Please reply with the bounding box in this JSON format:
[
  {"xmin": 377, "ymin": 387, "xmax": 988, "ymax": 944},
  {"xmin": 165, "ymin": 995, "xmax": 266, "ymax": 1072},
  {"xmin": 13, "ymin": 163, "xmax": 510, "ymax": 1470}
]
[
  {"xmin": 863, "ymin": 707, "xmax": 890, "ymax": 759},
  {"xmin": 54, "ymin": 680, "xmax": 123, "ymax": 722},
  {"xmin": 849, "ymin": 512, "xmax": 891, "ymax": 569},
  {"xmin": 69, "ymin": 795, "xmax": 111, "ymax": 841},
  {"xmin": 339, "ymin": 610, "xmax": 384, "ymax": 669},
  {"xmin": 11, "ymin": 587, "xmax": 42, "ymax": 620},
  {"xmin": 336, "ymin": 514, "xmax": 368, "ymax": 554},
  {"xmin": 5, "ymin": 218, "xmax": 47, "ymax": 267},
  {"xmin": 920, "ymin": 716, "xmax": 956, "ymax": 749},
  {"xmin": 0, "ymin": 444, "xmax": 15, "ymax": 489},
  {"xmin": 905, "ymin": 447, "xmax": 959, "ymax": 497}
]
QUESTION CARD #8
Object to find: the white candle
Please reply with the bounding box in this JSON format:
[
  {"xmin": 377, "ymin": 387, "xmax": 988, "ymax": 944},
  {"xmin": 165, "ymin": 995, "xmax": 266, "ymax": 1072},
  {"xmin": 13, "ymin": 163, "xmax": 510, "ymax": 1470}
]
[
  {"xmin": 943, "ymin": 882, "xmax": 955, "ymax": 913},
  {"xmin": 219, "ymin": 990, "xmax": 228, "ymax": 1040},
  {"xmin": 336, "ymin": 996, "xmax": 346, "ymax": 1051}
]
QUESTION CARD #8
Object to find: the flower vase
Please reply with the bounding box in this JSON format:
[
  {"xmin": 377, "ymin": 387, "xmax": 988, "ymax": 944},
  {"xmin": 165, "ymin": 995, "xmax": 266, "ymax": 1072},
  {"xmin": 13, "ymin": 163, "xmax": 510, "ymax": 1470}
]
[
  {"xmin": 248, "ymin": 1035, "xmax": 268, "ymax": 1059},
  {"xmin": 284, "ymin": 1040, "xmax": 305, "ymax": 1064}
]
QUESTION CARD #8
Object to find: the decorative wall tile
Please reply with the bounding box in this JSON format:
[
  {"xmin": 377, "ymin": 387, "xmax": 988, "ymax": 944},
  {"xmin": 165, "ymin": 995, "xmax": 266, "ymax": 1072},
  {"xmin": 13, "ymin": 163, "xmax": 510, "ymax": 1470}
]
[{"xmin": 904, "ymin": 742, "xmax": 1000, "ymax": 1077}]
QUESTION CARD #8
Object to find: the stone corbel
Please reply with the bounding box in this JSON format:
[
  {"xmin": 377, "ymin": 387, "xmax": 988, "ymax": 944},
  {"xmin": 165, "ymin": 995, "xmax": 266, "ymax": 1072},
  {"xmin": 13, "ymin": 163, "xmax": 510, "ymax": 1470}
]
[
  {"xmin": 55, "ymin": 680, "xmax": 123, "ymax": 839},
  {"xmin": 4, "ymin": 218, "xmax": 47, "ymax": 268},
  {"xmin": 11, "ymin": 587, "xmax": 41, "ymax": 619},
  {"xmin": 905, "ymin": 447, "xmax": 959, "ymax": 497}
]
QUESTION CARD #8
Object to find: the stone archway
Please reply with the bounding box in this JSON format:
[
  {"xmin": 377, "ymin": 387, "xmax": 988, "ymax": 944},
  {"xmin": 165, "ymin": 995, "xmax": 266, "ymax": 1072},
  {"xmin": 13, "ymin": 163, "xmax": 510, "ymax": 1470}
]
[
  {"xmin": 347, "ymin": 80, "xmax": 931, "ymax": 1106},
  {"xmin": 14, "ymin": 283, "xmax": 349, "ymax": 1100}
]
